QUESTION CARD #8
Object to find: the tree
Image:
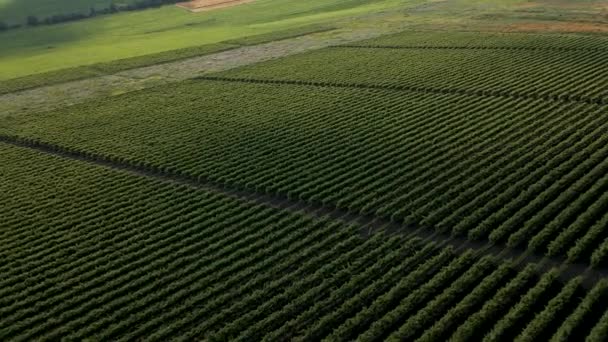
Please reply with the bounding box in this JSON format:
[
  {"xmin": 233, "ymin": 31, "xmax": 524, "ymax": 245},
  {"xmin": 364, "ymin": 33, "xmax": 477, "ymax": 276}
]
[
  {"xmin": 0, "ymin": 21, "xmax": 7, "ymax": 31},
  {"xmin": 26, "ymin": 15, "xmax": 39, "ymax": 26}
]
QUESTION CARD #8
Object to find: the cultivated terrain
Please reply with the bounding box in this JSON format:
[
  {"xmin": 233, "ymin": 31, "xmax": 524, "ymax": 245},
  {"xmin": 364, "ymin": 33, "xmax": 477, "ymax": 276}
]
[{"xmin": 2, "ymin": 0, "xmax": 608, "ymax": 340}]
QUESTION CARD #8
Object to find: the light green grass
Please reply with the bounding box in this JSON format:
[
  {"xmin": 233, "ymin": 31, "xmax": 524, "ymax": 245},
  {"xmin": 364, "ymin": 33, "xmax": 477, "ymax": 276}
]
[
  {"xmin": 0, "ymin": 24, "xmax": 335, "ymax": 94},
  {"xmin": 0, "ymin": 0, "xmax": 415, "ymax": 80},
  {"xmin": 0, "ymin": 42, "xmax": 238, "ymax": 94}
]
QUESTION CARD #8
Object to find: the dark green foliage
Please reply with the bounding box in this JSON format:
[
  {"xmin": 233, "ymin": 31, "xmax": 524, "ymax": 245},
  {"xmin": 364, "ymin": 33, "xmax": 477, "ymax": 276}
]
[
  {"xmin": 2, "ymin": 30, "xmax": 608, "ymax": 340},
  {"xmin": 26, "ymin": 15, "xmax": 39, "ymax": 26}
]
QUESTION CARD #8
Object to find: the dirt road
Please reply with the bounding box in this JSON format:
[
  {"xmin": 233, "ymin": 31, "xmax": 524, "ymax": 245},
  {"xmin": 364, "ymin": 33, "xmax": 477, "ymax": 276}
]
[{"xmin": 0, "ymin": 26, "xmax": 403, "ymax": 117}]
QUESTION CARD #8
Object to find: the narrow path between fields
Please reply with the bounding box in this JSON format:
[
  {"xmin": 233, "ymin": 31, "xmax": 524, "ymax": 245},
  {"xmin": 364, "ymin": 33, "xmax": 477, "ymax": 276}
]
[
  {"xmin": 0, "ymin": 26, "xmax": 406, "ymax": 117},
  {"xmin": 1, "ymin": 135, "xmax": 606, "ymax": 290},
  {"xmin": 197, "ymin": 75, "xmax": 606, "ymax": 106},
  {"xmin": 332, "ymin": 45, "xmax": 608, "ymax": 52},
  {"xmin": 3, "ymin": 27, "xmax": 606, "ymax": 117}
]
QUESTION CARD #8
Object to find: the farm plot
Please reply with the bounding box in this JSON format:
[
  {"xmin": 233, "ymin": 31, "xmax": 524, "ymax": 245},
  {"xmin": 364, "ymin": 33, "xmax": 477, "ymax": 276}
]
[
  {"xmin": 2, "ymin": 143, "xmax": 608, "ymax": 340},
  {"xmin": 1, "ymin": 71, "xmax": 608, "ymax": 266},
  {"xmin": 220, "ymin": 43, "xmax": 608, "ymax": 104},
  {"xmin": 352, "ymin": 30, "xmax": 608, "ymax": 49}
]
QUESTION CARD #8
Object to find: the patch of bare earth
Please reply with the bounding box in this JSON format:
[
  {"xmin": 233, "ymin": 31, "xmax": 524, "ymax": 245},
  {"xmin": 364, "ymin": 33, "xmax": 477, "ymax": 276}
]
[{"xmin": 176, "ymin": 0, "xmax": 254, "ymax": 12}]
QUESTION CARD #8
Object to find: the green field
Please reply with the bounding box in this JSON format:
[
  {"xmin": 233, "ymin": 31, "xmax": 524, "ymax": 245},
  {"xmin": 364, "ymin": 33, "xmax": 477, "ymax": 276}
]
[
  {"xmin": 2, "ymin": 143, "xmax": 608, "ymax": 340},
  {"xmin": 1, "ymin": 0, "xmax": 602, "ymax": 81},
  {"xmin": 3, "ymin": 31, "xmax": 608, "ymax": 264},
  {"xmin": 0, "ymin": 25, "xmax": 335, "ymax": 95},
  {"xmin": 3, "ymin": 3, "xmax": 608, "ymax": 340},
  {"xmin": 0, "ymin": 0, "xmax": 414, "ymax": 80}
]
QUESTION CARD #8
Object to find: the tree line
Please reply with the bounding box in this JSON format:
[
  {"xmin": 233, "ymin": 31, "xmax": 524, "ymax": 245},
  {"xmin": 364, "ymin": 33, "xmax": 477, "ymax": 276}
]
[{"xmin": 0, "ymin": 0, "xmax": 184, "ymax": 32}]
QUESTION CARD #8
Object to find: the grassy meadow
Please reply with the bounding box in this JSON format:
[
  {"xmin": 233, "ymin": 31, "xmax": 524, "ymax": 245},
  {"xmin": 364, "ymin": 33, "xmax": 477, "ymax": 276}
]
[{"xmin": 0, "ymin": 0, "xmax": 418, "ymax": 80}]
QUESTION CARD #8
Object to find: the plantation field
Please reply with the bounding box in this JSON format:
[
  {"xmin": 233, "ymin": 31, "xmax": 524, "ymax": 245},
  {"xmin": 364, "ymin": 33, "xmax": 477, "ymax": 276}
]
[
  {"xmin": 223, "ymin": 32, "xmax": 608, "ymax": 104},
  {"xmin": 0, "ymin": 0, "xmax": 415, "ymax": 80},
  {"xmin": 1, "ymin": 0, "xmax": 606, "ymax": 82},
  {"xmin": 3, "ymin": 31, "xmax": 608, "ymax": 266},
  {"xmin": 2, "ymin": 143, "xmax": 608, "ymax": 340},
  {"xmin": 4, "ymin": 26, "xmax": 608, "ymax": 339}
]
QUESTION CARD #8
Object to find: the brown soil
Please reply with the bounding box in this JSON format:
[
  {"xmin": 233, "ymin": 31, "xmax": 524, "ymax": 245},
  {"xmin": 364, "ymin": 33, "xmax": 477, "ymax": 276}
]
[
  {"xmin": 176, "ymin": 0, "xmax": 254, "ymax": 12},
  {"xmin": 502, "ymin": 21, "xmax": 608, "ymax": 33}
]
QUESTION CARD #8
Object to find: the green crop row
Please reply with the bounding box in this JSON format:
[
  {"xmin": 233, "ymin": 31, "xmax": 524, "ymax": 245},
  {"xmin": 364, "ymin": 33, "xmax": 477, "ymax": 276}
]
[
  {"xmin": 222, "ymin": 42, "xmax": 608, "ymax": 104},
  {"xmin": 3, "ymin": 141, "xmax": 608, "ymax": 339},
  {"xmin": 2, "ymin": 72, "xmax": 608, "ymax": 265},
  {"xmin": 355, "ymin": 30, "xmax": 608, "ymax": 50}
]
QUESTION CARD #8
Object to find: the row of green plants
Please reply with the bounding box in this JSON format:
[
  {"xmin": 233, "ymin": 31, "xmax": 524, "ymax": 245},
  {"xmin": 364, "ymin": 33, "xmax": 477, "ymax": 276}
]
[
  {"xmin": 3, "ymin": 143, "xmax": 608, "ymax": 340},
  {"xmin": 336, "ymin": 44, "xmax": 608, "ymax": 52},
  {"xmin": 222, "ymin": 44, "xmax": 608, "ymax": 104},
  {"xmin": 357, "ymin": 30, "xmax": 608, "ymax": 50},
  {"xmin": 2, "ymin": 73, "xmax": 608, "ymax": 266}
]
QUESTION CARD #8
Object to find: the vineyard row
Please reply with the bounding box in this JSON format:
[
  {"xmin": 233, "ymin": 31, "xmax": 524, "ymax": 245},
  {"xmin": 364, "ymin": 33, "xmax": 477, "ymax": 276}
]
[
  {"xmin": 2, "ymin": 143, "xmax": 608, "ymax": 340},
  {"xmin": 0, "ymin": 128, "xmax": 607, "ymax": 290},
  {"xmin": 197, "ymin": 75, "xmax": 607, "ymax": 105},
  {"xmin": 357, "ymin": 30, "xmax": 608, "ymax": 49},
  {"xmin": 222, "ymin": 45, "xmax": 608, "ymax": 103},
  {"xmin": 332, "ymin": 44, "xmax": 608, "ymax": 52},
  {"xmin": 2, "ymin": 79, "xmax": 608, "ymax": 267}
]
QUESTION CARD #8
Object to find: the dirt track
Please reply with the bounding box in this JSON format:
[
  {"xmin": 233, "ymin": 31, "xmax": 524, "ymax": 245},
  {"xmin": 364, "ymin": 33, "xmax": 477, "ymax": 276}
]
[
  {"xmin": 2, "ymin": 2, "xmax": 607, "ymax": 117},
  {"xmin": 0, "ymin": 26, "xmax": 402, "ymax": 117}
]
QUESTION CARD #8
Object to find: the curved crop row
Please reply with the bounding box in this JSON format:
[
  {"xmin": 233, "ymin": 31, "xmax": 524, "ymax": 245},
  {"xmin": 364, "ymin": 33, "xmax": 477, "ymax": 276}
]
[{"xmin": 3, "ymin": 143, "xmax": 608, "ymax": 340}]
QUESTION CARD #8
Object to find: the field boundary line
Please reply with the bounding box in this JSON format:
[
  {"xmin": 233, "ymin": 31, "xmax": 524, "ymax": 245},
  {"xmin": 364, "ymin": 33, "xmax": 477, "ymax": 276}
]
[
  {"xmin": 331, "ymin": 45, "xmax": 608, "ymax": 53},
  {"xmin": 1, "ymin": 134, "xmax": 607, "ymax": 289},
  {"xmin": 195, "ymin": 76, "xmax": 606, "ymax": 106},
  {"xmin": 379, "ymin": 28, "xmax": 608, "ymax": 38}
]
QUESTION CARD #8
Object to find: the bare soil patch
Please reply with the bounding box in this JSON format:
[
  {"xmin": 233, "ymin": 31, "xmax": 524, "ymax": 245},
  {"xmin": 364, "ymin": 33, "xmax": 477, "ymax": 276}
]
[{"xmin": 176, "ymin": 0, "xmax": 254, "ymax": 12}]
